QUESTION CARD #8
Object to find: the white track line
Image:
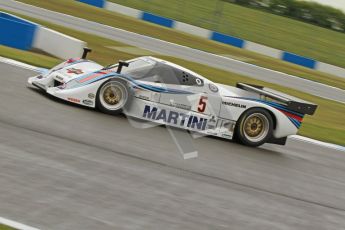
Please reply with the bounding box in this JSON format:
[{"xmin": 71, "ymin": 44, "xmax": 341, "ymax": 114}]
[
  {"xmin": 290, "ymin": 135, "xmax": 345, "ymax": 152},
  {"xmin": 1, "ymin": 57, "xmax": 344, "ymax": 152},
  {"xmin": 0, "ymin": 217, "xmax": 39, "ymax": 230},
  {"xmin": 0, "ymin": 57, "xmax": 47, "ymax": 73}
]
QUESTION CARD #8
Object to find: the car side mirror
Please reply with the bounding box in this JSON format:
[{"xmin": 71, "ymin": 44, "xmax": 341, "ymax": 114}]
[
  {"xmin": 82, "ymin": 47, "xmax": 92, "ymax": 59},
  {"xmin": 117, "ymin": 60, "xmax": 130, "ymax": 73}
]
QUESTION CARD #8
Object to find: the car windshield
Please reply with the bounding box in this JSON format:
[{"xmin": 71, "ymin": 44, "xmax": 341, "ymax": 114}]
[
  {"xmin": 122, "ymin": 58, "xmax": 157, "ymax": 78},
  {"xmin": 106, "ymin": 57, "xmax": 204, "ymax": 86}
]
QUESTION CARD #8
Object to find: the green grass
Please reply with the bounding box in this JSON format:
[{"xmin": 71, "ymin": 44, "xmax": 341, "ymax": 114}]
[
  {"xmin": 109, "ymin": 0, "xmax": 345, "ymax": 68},
  {"xmin": 1, "ymin": 9, "xmax": 344, "ymax": 146},
  {"xmin": 15, "ymin": 0, "xmax": 345, "ymax": 90},
  {"xmin": 0, "ymin": 46, "xmax": 60, "ymax": 68},
  {"xmin": 0, "ymin": 224, "xmax": 16, "ymax": 230}
]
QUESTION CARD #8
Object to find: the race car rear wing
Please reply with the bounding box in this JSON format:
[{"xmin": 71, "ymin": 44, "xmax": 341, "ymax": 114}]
[{"xmin": 236, "ymin": 83, "xmax": 317, "ymax": 115}]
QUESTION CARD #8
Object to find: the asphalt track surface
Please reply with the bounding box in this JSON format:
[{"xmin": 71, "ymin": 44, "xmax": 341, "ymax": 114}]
[
  {"xmin": 0, "ymin": 0, "xmax": 345, "ymax": 104},
  {"xmin": 2, "ymin": 63, "xmax": 345, "ymax": 230}
]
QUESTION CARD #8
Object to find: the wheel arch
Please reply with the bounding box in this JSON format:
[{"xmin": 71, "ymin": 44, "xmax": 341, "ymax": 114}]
[
  {"xmin": 265, "ymin": 108, "xmax": 277, "ymax": 130},
  {"xmin": 236, "ymin": 106, "xmax": 276, "ymax": 131},
  {"xmin": 223, "ymin": 97, "xmax": 298, "ymax": 140},
  {"xmin": 239, "ymin": 103, "xmax": 298, "ymax": 139},
  {"xmin": 234, "ymin": 106, "xmax": 274, "ymax": 147},
  {"xmin": 96, "ymin": 77, "xmax": 133, "ymax": 115}
]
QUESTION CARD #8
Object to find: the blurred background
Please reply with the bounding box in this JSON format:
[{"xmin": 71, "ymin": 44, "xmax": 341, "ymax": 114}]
[
  {"xmin": 112, "ymin": 0, "xmax": 345, "ymax": 33},
  {"xmin": 109, "ymin": 0, "xmax": 345, "ymax": 68}
]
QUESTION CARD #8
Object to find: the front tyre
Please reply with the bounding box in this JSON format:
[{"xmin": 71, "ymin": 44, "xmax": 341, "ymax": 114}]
[
  {"xmin": 235, "ymin": 108, "xmax": 273, "ymax": 147},
  {"xmin": 96, "ymin": 79, "xmax": 131, "ymax": 115}
]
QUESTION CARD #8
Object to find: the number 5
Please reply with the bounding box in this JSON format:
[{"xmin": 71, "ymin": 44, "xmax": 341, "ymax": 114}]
[{"xmin": 198, "ymin": 96, "xmax": 207, "ymax": 113}]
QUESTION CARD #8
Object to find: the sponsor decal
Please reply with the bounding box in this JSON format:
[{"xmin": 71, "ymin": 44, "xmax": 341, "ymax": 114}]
[
  {"xmin": 221, "ymin": 133, "xmax": 232, "ymax": 138},
  {"xmin": 67, "ymin": 97, "xmax": 80, "ymax": 103},
  {"xmin": 78, "ymin": 72, "xmax": 103, "ymax": 83},
  {"xmin": 196, "ymin": 78, "xmax": 203, "ymax": 86},
  {"xmin": 67, "ymin": 68, "xmax": 84, "ymax": 74},
  {"xmin": 138, "ymin": 95, "xmax": 150, "ymax": 100},
  {"xmin": 222, "ymin": 101, "xmax": 246, "ymax": 109},
  {"xmin": 206, "ymin": 131, "xmax": 218, "ymax": 136},
  {"xmin": 88, "ymin": 93, "xmax": 95, "ymax": 99},
  {"xmin": 207, "ymin": 116, "xmax": 217, "ymax": 129},
  {"xmin": 222, "ymin": 121, "xmax": 235, "ymax": 132},
  {"xmin": 82, "ymin": 99, "xmax": 93, "ymax": 106},
  {"xmin": 209, "ymin": 83, "xmax": 218, "ymax": 92},
  {"xmin": 207, "ymin": 125, "xmax": 216, "ymax": 129},
  {"xmin": 143, "ymin": 105, "xmax": 208, "ymax": 131},
  {"xmin": 55, "ymin": 75, "xmax": 64, "ymax": 81},
  {"xmin": 170, "ymin": 102, "xmax": 192, "ymax": 110},
  {"xmin": 66, "ymin": 58, "xmax": 81, "ymax": 64},
  {"xmin": 198, "ymin": 96, "xmax": 208, "ymax": 112}
]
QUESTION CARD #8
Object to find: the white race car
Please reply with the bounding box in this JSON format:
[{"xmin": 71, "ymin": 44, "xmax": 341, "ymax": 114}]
[{"xmin": 28, "ymin": 49, "xmax": 317, "ymax": 147}]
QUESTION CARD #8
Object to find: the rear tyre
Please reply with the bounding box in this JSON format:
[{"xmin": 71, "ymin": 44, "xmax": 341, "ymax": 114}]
[
  {"xmin": 96, "ymin": 79, "xmax": 131, "ymax": 115},
  {"xmin": 235, "ymin": 108, "xmax": 273, "ymax": 147}
]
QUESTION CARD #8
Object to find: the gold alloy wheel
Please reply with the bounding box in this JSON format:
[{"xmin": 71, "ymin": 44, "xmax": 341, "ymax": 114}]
[
  {"xmin": 244, "ymin": 115, "xmax": 263, "ymax": 137},
  {"xmin": 99, "ymin": 81, "xmax": 128, "ymax": 111},
  {"xmin": 242, "ymin": 113, "xmax": 269, "ymax": 142},
  {"xmin": 103, "ymin": 86, "xmax": 122, "ymax": 105}
]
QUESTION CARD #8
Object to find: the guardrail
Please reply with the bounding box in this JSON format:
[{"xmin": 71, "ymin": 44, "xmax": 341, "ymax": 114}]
[
  {"xmin": 0, "ymin": 12, "xmax": 37, "ymax": 50},
  {"xmin": 76, "ymin": 0, "xmax": 345, "ymax": 79},
  {"xmin": 0, "ymin": 12, "xmax": 86, "ymax": 59}
]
